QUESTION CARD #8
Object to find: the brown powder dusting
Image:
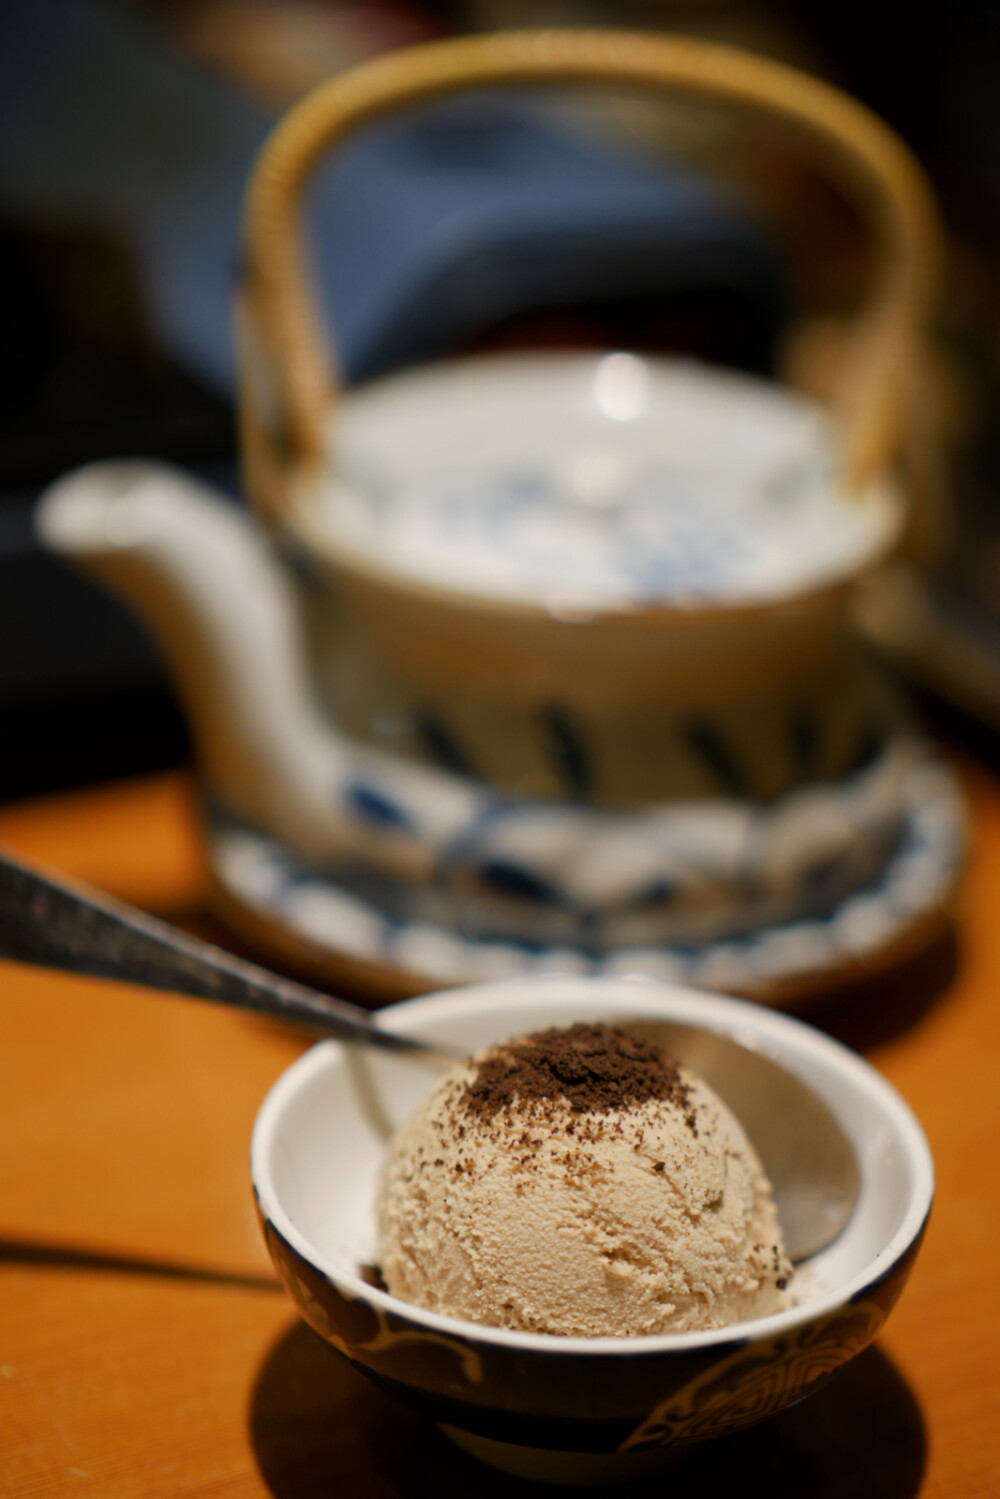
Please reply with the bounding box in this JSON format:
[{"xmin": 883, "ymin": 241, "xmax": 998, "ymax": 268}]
[
  {"xmin": 359, "ymin": 1262, "xmax": 388, "ymax": 1292},
  {"xmin": 462, "ymin": 1022, "xmax": 694, "ymax": 1122}
]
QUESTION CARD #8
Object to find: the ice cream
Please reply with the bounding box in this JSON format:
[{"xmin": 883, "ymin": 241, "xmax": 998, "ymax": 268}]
[{"xmin": 375, "ymin": 1022, "xmax": 792, "ymax": 1337}]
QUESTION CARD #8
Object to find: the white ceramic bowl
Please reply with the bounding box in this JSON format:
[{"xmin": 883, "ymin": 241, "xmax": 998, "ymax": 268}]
[{"xmin": 251, "ymin": 977, "xmax": 933, "ymax": 1484}]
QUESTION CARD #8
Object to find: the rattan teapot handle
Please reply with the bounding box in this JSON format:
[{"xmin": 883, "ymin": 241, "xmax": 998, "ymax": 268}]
[{"xmin": 239, "ymin": 29, "xmax": 941, "ymax": 518}]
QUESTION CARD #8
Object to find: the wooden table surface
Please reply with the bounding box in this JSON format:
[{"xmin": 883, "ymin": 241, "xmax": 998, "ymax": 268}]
[{"xmin": 1, "ymin": 761, "xmax": 998, "ymax": 1499}]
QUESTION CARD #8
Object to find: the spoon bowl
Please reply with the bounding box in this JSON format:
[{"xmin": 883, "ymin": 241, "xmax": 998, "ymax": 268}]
[{"xmin": 615, "ymin": 1017, "xmax": 860, "ymax": 1264}]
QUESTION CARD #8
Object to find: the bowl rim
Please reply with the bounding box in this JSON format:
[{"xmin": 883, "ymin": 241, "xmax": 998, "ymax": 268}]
[{"xmin": 251, "ymin": 975, "xmax": 934, "ymax": 1357}]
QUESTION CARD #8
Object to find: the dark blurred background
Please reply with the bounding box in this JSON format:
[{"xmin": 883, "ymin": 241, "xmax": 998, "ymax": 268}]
[{"xmin": 2, "ymin": 0, "xmax": 999, "ymax": 801}]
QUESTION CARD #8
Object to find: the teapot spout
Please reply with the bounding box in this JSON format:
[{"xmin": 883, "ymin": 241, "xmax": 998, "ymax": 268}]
[{"xmin": 36, "ymin": 461, "xmax": 355, "ymax": 859}]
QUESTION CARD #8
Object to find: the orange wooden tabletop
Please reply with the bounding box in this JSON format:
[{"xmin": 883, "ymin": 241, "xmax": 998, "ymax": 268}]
[{"xmin": 1, "ymin": 760, "xmax": 998, "ymax": 1499}]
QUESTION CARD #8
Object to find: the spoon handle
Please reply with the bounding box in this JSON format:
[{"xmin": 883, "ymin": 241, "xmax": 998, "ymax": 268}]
[{"xmin": 0, "ymin": 849, "xmax": 428, "ymax": 1054}]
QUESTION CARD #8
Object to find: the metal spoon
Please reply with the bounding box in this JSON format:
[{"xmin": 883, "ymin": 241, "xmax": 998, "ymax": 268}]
[{"xmin": 0, "ymin": 849, "xmax": 858, "ymax": 1260}]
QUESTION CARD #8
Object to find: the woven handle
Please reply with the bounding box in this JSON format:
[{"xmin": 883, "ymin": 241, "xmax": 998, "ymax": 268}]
[{"xmin": 239, "ymin": 29, "xmax": 941, "ymax": 513}]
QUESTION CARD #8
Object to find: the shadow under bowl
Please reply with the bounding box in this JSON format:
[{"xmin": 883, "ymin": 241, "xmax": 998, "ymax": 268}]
[{"xmin": 250, "ymin": 976, "xmax": 933, "ymax": 1485}]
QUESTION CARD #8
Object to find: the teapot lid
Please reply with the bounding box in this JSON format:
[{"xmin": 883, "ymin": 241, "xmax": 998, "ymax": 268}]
[{"xmin": 304, "ymin": 351, "xmax": 903, "ymax": 614}]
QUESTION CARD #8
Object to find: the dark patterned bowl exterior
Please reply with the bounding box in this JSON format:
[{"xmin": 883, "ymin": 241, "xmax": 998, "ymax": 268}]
[{"xmin": 256, "ymin": 1202, "xmax": 928, "ymax": 1455}]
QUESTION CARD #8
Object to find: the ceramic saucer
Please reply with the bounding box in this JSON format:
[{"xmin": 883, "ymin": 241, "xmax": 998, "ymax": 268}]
[{"xmin": 203, "ymin": 745, "xmax": 963, "ymax": 1008}]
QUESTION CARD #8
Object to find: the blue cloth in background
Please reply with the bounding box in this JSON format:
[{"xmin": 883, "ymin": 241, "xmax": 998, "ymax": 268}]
[{"xmin": 0, "ymin": 0, "xmax": 783, "ymax": 393}]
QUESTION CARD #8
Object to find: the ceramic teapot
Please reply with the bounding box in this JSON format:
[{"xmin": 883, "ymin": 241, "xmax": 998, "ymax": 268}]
[{"xmin": 37, "ymin": 31, "xmax": 965, "ymax": 1001}]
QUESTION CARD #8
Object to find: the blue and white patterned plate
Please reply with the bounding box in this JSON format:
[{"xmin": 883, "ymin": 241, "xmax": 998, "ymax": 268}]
[{"xmin": 206, "ymin": 742, "xmax": 963, "ymax": 1005}]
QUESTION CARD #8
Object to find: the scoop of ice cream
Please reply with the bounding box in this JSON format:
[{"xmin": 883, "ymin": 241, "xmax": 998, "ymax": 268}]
[{"xmin": 376, "ymin": 1022, "xmax": 792, "ymax": 1337}]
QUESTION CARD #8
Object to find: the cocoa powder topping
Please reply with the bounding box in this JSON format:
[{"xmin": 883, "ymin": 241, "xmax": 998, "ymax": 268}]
[{"xmin": 462, "ymin": 1023, "xmax": 693, "ymax": 1121}]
